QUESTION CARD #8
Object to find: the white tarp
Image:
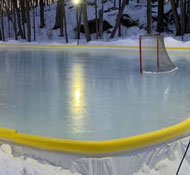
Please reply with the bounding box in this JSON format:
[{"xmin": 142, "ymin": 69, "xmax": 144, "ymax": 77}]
[{"xmin": 0, "ymin": 136, "xmax": 190, "ymax": 175}]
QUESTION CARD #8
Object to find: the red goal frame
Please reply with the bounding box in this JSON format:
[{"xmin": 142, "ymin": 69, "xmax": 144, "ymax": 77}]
[{"xmin": 139, "ymin": 35, "xmax": 160, "ymax": 74}]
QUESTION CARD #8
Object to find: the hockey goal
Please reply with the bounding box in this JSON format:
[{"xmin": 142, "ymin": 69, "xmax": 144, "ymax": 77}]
[{"xmin": 139, "ymin": 35, "xmax": 177, "ymax": 74}]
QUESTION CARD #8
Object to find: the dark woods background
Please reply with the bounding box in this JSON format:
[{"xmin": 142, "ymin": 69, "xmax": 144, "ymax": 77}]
[{"xmin": 0, "ymin": 0, "xmax": 188, "ymax": 42}]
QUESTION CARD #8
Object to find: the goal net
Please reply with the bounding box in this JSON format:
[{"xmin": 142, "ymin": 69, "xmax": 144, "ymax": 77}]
[{"xmin": 139, "ymin": 35, "xmax": 177, "ymax": 74}]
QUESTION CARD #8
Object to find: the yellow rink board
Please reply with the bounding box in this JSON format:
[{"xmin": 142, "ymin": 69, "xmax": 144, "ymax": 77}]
[
  {"xmin": 0, "ymin": 118, "xmax": 190, "ymax": 154},
  {"xmin": 0, "ymin": 43, "xmax": 190, "ymax": 50}
]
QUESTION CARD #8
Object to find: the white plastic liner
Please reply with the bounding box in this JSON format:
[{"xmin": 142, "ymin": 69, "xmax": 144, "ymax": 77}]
[{"xmin": 0, "ymin": 135, "xmax": 190, "ymax": 175}]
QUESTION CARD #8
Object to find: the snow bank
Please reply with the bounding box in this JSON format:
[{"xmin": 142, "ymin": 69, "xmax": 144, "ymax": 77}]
[
  {"xmin": 133, "ymin": 138, "xmax": 190, "ymax": 175},
  {"xmin": 165, "ymin": 37, "xmax": 190, "ymax": 47},
  {"xmin": 2, "ymin": 36, "xmax": 190, "ymax": 49},
  {"xmin": 133, "ymin": 158, "xmax": 190, "ymax": 175},
  {"xmin": 0, "ymin": 144, "xmax": 80, "ymax": 175}
]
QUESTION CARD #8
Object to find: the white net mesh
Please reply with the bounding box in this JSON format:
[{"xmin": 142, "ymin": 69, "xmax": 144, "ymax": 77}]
[{"xmin": 140, "ymin": 35, "xmax": 177, "ymax": 74}]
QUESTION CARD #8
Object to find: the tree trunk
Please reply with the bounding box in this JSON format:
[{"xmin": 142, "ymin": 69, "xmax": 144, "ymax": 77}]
[
  {"xmin": 59, "ymin": 0, "xmax": 64, "ymax": 36},
  {"xmin": 110, "ymin": 0, "xmax": 129, "ymax": 39},
  {"xmin": 180, "ymin": 0, "xmax": 185, "ymax": 40},
  {"xmin": 35, "ymin": 0, "xmax": 38, "ymax": 7},
  {"xmin": 114, "ymin": 0, "xmax": 116, "ymax": 8},
  {"xmin": 14, "ymin": 0, "xmax": 24, "ymax": 39},
  {"xmin": 170, "ymin": 0, "xmax": 181, "ymax": 35},
  {"xmin": 95, "ymin": 0, "xmax": 99, "ymax": 39},
  {"xmin": 184, "ymin": 0, "xmax": 187, "ymax": 33},
  {"xmin": 187, "ymin": 0, "xmax": 190, "ymax": 32},
  {"xmin": 20, "ymin": 0, "xmax": 26, "ymax": 39},
  {"xmin": 12, "ymin": 0, "xmax": 18, "ymax": 40},
  {"xmin": 53, "ymin": 0, "xmax": 62, "ymax": 29},
  {"xmin": 157, "ymin": 0, "xmax": 164, "ymax": 33},
  {"xmin": 33, "ymin": 3, "xmax": 36, "ymax": 41},
  {"xmin": 0, "ymin": 2, "xmax": 5, "ymax": 41},
  {"xmin": 81, "ymin": 0, "xmax": 91, "ymax": 42},
  {"xmin": 63, "ymin": 1, "xmax": 68, "ymax": 43},
  {"xmin": 99, "ymin": 9, "xmax": 103, "ymax": 38},
  {"xmin": 25, "ymin": 0, "xmax": 31, "ymax": 42},
  {"xmin": 0, "ymin": 29, "xmax": 2, "ymax": 41},
  {"xmin": 40, "ymin": 0, "xmax": 45, "ymax": 28},
  {"xmin": 118, "ymin": 0, "xmax": 122, "ymax": 37},
  {"xmin": 99, "ymin": 0, "xmax": 104, "ymax": 38},
  {"xmin": 147, "ymin": 0, "xmax": 152, "ymax": 34},
  {"xmin": 78, "ymin": 10, "xmax": 82, "ymax": 39},
  {"xmin": 7, "ymin": 15, "xmax": 11, "ymax": 38}
]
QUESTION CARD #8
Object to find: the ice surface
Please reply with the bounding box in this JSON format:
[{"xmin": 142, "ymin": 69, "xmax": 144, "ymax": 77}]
[{"xmin": 0, "ymin": 47, "xmax": 189, "ymax": 141}]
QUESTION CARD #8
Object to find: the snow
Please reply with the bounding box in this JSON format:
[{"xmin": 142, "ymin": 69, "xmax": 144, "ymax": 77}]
[
  {"xmin": 1, "ymin": 0, "xmax": 190, "ymax": 48},
  {"xmin": 134, "ymin": 157, "xmax": 190, "ymax": 175},
  {"xmin": 2, "ymin": 36, "xmax": 190, "ymax": 50},
  {"xmin": 0, "ymin": 0, "xmax": 188, "ymax": 45},
  {"xmin": 165, "ymin": 37, "xmax": 190, "ymax": 47},
  {"xmin": 0, "ymin": 144, "xmax": 81, "ymax": 175}
]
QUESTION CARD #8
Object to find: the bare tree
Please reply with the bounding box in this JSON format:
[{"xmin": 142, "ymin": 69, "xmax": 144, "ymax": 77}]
[
  {"xmin": 147, "ymin": 0, "xmax": 152, "ymax": 34},
  {"xmin": 11, "ymin": 0, "xmax": 18, "ymax": 40},
  {"xmin": 25, "ymin": 0, "xmax": 31, "ymax": 42},
  {"xmin": 99, "ymin": 9, "xmax": 103, "ymax": 38},
  {"xmin": 110, "ymin": 0, "xmax": 129, "ymax": 38},
  {"xmin": 0, "ymin": 0, "xmax": 5, "ymax": 41},
  {"xmin": 62, "ymin": 1, "xmax": 68, "ymax": 43},
  {"xmin": 32, "ymin": 0, "xmax": 36, "ymax": 41},
  {"xmin": 59, "ymin": 0, "xmax": 64, "ymax": 37},
  {"xmin": 94, "ymin": 0, "xmax": 99, "ymax": 38},
  {"xmin": 13, "ymin": 0, "xmax": 25, "ymax": 39},
  {"xmin": 20, "ymin": 0, "xmax": 26, "ymax": 39},
  {"xmin": 157, "ymin": 0, "xmax": 164, "ymax": 33},
  {"xmin": 99, "ymin": 0, "xmax": 104, "ymax": 38},
  {"xmin": 170, "ymin": 0, "xmax": 181, "ymax": 35},
  {"xmin": 118, "ymin": 0, "xmax": 121, "ymax": 37},
  {"xmin": 40, "ymin": 0, "xmax": 45, "ymax": 28},
  {"xmin": 180, "ymin": 0, "xmax": 185, "ymax": 40},
  {"xmin": 186, "ymin": 0, "xmax": 190, "ymax": 32},
  {"xmin": 81, "ymin": 0, "xmax": 91, "ymax": 41}
]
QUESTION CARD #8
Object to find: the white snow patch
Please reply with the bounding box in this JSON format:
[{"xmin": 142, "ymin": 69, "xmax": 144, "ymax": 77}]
[
  {"xmin": 2, "ymin": 37, "xmax": 190, "ymax": 49},
  {"xmin": 133, "ymin": 158, "xmax": 190, "ymax": 175},
  {"xmin": 0, "ymin": 144, "xmax": 81, "ymax": 175}
]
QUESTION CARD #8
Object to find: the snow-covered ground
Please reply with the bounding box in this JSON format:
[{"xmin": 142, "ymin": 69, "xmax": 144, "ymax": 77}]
[
  {"xmin": 1, "ymin": 0, "xmax": 190, "ymax": 48},
  {"xmin": 2, "ymin": 37, "xmax": 190, "ymax": 52},
  {"xmin": 134, "ymin": 158, "xmax": 190, "ymax": 175},
  {"xmin": 0, "ymin": 144, "xmax": 81, "ymax": 175},
  {"xmin": 2, "ymin": 0, "xmax": 190, "ymax": 44}
]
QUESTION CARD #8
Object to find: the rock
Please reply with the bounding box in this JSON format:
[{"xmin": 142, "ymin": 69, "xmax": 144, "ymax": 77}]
[
  {"xmin": 121, "ymin": 14, "xmax": 139, "ymax": 28},
  {"xmin": 75, "ymin": 19, "xmax": 112, "ymax": 34}
]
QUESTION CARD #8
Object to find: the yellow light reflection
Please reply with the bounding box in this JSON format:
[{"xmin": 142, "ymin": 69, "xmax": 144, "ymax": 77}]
[
  {"xmin": 70, "ymin": 63, "xmax": 85, "ymax": 134},
  {"xmin": 75, "ymin": 89, "xmax": 81, "ymax": 104}
]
